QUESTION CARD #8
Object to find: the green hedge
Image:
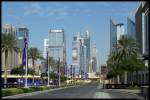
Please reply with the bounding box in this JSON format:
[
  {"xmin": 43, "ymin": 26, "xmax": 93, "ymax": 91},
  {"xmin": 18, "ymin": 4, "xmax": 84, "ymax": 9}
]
[{"xmin": 2, "ymin": 88, "xmax": 24, "ymax": 97}]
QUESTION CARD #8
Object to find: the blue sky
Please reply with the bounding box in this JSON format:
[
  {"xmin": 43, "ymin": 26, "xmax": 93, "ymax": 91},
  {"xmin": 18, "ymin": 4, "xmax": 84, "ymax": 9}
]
[{"xmin": 2, "ymin": 2, "xmax": 139, "ymax": 65}]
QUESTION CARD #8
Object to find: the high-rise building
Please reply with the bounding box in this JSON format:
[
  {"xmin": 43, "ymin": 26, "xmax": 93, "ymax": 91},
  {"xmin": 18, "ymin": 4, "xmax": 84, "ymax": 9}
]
[
  {"xmin": 17, "ymin": 27, "xmax": 29, "ymax": 50},
  {"xmin": 43, "ymin": 39, "xmax": 49, "ymax": 59},
  {"xmin": 110, "ymin": 19, "xmax": 125, "ymax": 51},
  {"xmin": 127, "ymin": 17, "xmax": 136, "ymax": 39},
  {"xmin": 72, "ymin": 30, "xmax": 91, "ymax": 77},
  {"xmin": 83, "ymin": 30, "xmax": 91, "ymax": 73},
  {"xmin": 72, "ymin": 32, "xmax": 82, "ymax": 76},
  {"xmin": 135, "ymin": 3, "xmax": 143, "ymax": 54},
  {"xmin": 91, "ymin": 45, "xmax": 100, "ymax": 73},
  {"xmin": 110, "ymin": 19, "xmax": 117, "ymax": 50},
  {"xmin": 17, "ymin": 27, "xmax": 29, "ymax": 66},
  {"xmin": 116, "ymin": 23, "xmax": 125, "ymax": 41},
  {"xmin": 2, "ymin": 24, "xmax": 18, "ymax": 70},
  {"xmin": 49, "ymin": 29, "xmax": 66, "ymax": 63},
  {"xmin": 141, "ymin": 2, "xmax": 149, "ymax": 60}
]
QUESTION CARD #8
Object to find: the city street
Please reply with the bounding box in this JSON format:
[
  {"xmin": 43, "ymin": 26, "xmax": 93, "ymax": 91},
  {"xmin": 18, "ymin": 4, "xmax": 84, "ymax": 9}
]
[{"xmin": 12, "ymin": 83, "xmax": 143, "ymax": 99}]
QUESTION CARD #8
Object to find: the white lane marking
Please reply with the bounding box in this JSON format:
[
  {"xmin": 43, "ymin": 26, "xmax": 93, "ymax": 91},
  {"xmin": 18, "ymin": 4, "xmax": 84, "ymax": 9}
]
[{"xmin": 93, "ymin": 92, "xmax": 111, "ymax": 98}]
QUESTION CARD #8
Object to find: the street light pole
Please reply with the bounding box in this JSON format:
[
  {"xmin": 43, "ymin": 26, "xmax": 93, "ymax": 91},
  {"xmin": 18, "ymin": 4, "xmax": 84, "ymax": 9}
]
[
  {"xmin": 58, "ymin": 58, "xmax": 61, "ymax": 87},
  {"xmin": 47, "ymin": 51, "xmax": 50, "ymax": 86},
  {"xmin": 25, "ymin": 39, "xmax": 28, "ymax": 88}
]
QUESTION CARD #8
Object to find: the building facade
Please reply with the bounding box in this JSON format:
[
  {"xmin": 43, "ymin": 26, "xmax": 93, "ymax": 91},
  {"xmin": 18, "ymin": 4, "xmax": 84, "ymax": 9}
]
[
  {"xmin": 110, "ymin": 19, "xmax": 125, "ymax": 51},
  {"xmin": 72, "ymin": 31, "xmax": 91, "ymax": 77},
  {"xmin": 49, "ymin": 29, "xmax": 66, "ymax": 63},
  {"xmin": 127, "ymin": 17, "xmax": 136, "ymax": 39},
  {"xmin": 135, "ymin": 3, "xmax": 143, "ymax": 54},
  {"xmin": 43, "ymin": 39, "xmax": 49, "ymax": 59},
  {"xmin": 17, "ymin": 27, "xmax": 29, "ymax": 66},
  {"xmin": 91, "ymin": 45, "xmax": 100, "ymax": 73},
  {"xmin": 72, "ymin": 32, "xmax": 82, "ymax": 76},
  {"xmin": 110, "ymin": 19, "xmax": 117, "ymax": 50},
  {"xmin": 2, "ymin": 24, "xmax": 18, "ymax": 70}
]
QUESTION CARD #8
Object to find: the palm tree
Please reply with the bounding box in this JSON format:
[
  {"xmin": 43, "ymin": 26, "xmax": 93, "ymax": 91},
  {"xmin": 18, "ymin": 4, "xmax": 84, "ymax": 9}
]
[
  {"xmin": 28, "ymin": 47, "xmax": 41, "ymax": 85},
  {"xmin": 2, "ymin": 33, "xmax": 19, "ymax": 84},
  {"xmin": 107, "ymin": 34, "xmax": 142, "ymax": 84},
  {"xmin": 48, "ymin": 57, "xmax": 56, "ymax": 72}
]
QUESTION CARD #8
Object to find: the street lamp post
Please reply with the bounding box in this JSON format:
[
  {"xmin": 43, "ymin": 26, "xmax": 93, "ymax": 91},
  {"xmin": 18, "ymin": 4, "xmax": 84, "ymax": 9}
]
[
  {"xmin": 25, "ymin": 38, "xmax": 28, "ymax": 88},
  {"xmin": 47, "ymin": 50, "xmax": 50, "ymax": 86},
  {"xmin": 58, "ymin": 58, "xmax": 61, "ymax": 87}
]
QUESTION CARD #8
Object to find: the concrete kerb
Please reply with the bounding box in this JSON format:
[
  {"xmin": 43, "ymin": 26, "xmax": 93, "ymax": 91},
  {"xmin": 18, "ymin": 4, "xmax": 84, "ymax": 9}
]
[{"xmin": 2, "ymin": 84, "xmax": 82, "ymax": 99}]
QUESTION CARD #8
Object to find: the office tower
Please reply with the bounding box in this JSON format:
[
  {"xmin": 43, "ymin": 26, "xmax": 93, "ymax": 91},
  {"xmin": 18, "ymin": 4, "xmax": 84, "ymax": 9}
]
[
  {"xmin": 17, "ymin": 27, "xmax": 29, "ymax": 66},
  {"xmin": 17, "ymin": 27, "xmax": 29, "ymax": 50},
  {"xmin": 141, "ymin": 2, "xmax": 149, "ymax": 60},
  {"xmin": 43, "ymin": 39, "xmax": 49, "ymax": 59},
  {"xmin": 49, "ymin": 29, "xmax": 66, "ymax": 63},
  {"xmin": 116, "ymin": 23, "xmax": 125, "ymax": 41},
  {"xmin": 110, "ymin": 19, "xmax": 117, "ymax": 50},
  {"xmin": 91, "ymin": 45, "xmax": 100, "ymax": 73},
  {"xmin": 83, "ymin": 30, "xmax": 91, "ymax": 73},
  {"xmin": 127, "ymin": 17, "xmax": 136, "ymax": 39},
  {"xmin": 72, "ymin": 32, "xmax": 81, "ymax": 76},
  {"xmin": 2, "ymin": 24, "xmax": 18, "ymax": 70},
  {"xmin": 135, "ymin": 3, "xmax": 143, "ymax": 54},
  {"xmin": 110, "ymin": 19, "xmax": 125, "ymax": 51}
]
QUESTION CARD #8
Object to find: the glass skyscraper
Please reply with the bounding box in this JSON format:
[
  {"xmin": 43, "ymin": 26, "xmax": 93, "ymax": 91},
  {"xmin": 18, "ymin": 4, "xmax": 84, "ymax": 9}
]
[
  {"xmin": 17, "ymin": 27, "xmax": 29, "ymax": 51},
  {"xmin": 110, "ymin": 19, "xmax": 125, "ymax": 51},
  {"xmin": 110, "ymin": 19, "xmax": 117, "ymax": 50},
  {"xmin": 49, "ymin": 29, "xmax": 66, "ymax": 63},
  {"xmin": 127, "ymin": 17, "xmax": 136, "ymax": 39}
]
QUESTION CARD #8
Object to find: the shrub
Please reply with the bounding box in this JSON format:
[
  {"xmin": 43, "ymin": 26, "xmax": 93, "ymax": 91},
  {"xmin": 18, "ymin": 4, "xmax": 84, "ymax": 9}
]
[{"xmin": 2, "ymin": 88, "xmax": 24, "ymax": 97}]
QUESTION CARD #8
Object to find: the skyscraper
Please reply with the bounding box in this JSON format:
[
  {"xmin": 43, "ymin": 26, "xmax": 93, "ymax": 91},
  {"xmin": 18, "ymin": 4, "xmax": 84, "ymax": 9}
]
[
  {"xmin": 83, "ymin": 30, "xmax": 90, "ymax": 73},
  {"xmin": 72, "ymin": 32, "xmax": 82, "ymax": 76},
  {"xmin": 17, "ymin": 27, "xmax": 29, "ymax": 66},
  {"xmin": 110, "ymin": 19, "xmax": 125, "ymax": 51},
  {"xmin": 127, "ymin": 17, "xmax": 136, "ymax": 39},
  {"xmin": 49, "ymin": 29, "xmax": 66, "ymax": 63},
  {"xmin": 43, "ymin": 39, "xmax": 49, "ymax": 59},
  {"xmin": 17, "ymin": 27, "xmax": 29, "ymax": 51},
  {"xmin": 116, "ymin": 23, "xmax": 125, "ymax": 41},
  {"xmin": 110, "ymin": 19, "xmax": 117, "ymax": 50},
  {"xmin": 91, "ymin": 45, "xmax": 100, "ymax": 73},
  {"xmin": 2, "ymin": 24, "xmax": 18, "ymax": 70},
  {"xmin": 72, "ymin": 30, "xmax": 91, "ymax": 77},
  {"xmin": 135, "ymin": 3, "xmax": 143, "ymax": 54}
]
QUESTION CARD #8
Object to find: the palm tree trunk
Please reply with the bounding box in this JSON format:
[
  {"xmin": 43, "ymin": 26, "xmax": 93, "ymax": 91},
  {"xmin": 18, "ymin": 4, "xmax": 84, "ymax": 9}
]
[
  {"xmin": 32, "ymin": 59, "xmax": 35, "ymax": 86},
  {"xmin": 124, "ymin": 71, "xmax": 127, "ymax": 84},
  {"xmin": 117, "ymin": 75, "xmax": 120, "ymax": 84},
  {"xmin": 4, "ymin": 51, "xmax": 8, "ymax": 85}
]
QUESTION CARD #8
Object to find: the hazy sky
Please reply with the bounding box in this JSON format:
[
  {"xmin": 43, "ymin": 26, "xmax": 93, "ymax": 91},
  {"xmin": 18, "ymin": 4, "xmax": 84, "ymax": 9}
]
[{"xmin": 2, "ymin": 1, "xmax": 139, "ymax": 65}]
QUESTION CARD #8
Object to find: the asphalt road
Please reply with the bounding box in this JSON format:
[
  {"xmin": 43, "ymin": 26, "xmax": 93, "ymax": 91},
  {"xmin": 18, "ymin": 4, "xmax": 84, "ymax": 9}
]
[{"xmin": 16, "ymin": 83, "xmax": 143, "ymax": 99}]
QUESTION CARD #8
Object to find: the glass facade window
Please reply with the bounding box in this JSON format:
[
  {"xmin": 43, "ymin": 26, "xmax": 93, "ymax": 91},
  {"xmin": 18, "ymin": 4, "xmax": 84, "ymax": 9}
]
[{"xmin": 49, "ymin": 29, "xmax": 66, "ymax": 63}]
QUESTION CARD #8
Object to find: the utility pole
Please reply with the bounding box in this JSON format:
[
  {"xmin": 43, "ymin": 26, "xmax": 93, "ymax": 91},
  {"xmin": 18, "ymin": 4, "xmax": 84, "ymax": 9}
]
[
  {"xmin": 58, "ymin": 58, "xmax": 61, "ymax": 87},
  {"xmin": 25, "ymin": 37, "xmax": 28, "ymax": 88},
  {"xmin": 47, "ymin": 51, "xmax": 50, "ymax": 86}
]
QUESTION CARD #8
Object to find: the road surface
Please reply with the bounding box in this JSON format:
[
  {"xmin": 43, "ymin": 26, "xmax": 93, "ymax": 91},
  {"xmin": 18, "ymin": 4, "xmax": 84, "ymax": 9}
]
[{"xmin": 7, "ymin": 83, "xmax": 144, "ymax": 99}]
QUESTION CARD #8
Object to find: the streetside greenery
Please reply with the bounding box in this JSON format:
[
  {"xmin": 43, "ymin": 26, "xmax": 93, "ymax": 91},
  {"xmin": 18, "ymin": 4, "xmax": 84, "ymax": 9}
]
[
  {"xmin": 2, "ymin": 33, "xmax": 20, "ymax": 85},
  {"xmin": 2, "ymin": 82, "xmax": 86, "ymax": 97},
  {"xmin": 107, "ymin": 35, "xmax": 146, "ymax": 83}
]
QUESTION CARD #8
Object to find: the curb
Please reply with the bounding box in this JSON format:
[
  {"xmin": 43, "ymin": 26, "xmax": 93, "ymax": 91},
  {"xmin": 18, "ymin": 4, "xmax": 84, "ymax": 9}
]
[{"xmin": 2, "ymin": 84, "xmax": 82, "ymax": 99}]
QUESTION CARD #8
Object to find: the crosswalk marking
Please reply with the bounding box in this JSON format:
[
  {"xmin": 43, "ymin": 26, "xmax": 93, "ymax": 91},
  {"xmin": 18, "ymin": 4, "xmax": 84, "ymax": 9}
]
[{"xmin": 93, "ymin": 92, "xmax": 111, "ymax": 98}]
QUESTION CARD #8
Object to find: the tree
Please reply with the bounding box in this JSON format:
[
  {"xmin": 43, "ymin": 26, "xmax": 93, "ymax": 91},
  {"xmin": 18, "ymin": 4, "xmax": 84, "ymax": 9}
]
[
  {"xmin": 28, "ymin": 47, "xmax": 41, "ymax": 85},
  {"xmin": 107, "ymin": 34, "xmax": 145, "ymax": 84},
  {"xmin": 11, "ymin": 66, "xmax": 25, "ymax": 87},
  {"xmin": 2, "ymin": 33, "xmax": 19, "ymax": 84}
]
